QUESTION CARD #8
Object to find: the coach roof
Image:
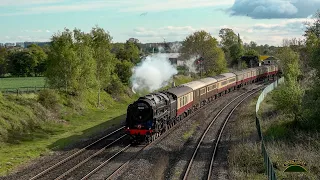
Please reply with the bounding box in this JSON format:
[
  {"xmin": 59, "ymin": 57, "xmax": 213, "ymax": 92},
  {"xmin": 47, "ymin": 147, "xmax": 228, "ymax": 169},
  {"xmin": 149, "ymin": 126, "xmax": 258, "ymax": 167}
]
[
  {"xmin": 198, "ymin": 77, "xmax": 218, "ymax": 86},
  {"xmin": 181, "ymin": 81, "xmax": 206, "ymax": 90},
  {"xmin": 167, "ymin": 86, "xmax": 193, "ymax": 97},
  {"xmin": 220, "ymin": 72, "xmax": 236, "ymax": 78}
]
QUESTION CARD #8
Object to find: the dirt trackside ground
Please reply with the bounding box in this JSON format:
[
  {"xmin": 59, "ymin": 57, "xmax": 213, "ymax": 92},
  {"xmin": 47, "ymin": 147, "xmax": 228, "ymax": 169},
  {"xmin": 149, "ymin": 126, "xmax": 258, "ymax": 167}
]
[{"xmin": 227, "ymin": 95, "xmax": 266, "ymax": 180}]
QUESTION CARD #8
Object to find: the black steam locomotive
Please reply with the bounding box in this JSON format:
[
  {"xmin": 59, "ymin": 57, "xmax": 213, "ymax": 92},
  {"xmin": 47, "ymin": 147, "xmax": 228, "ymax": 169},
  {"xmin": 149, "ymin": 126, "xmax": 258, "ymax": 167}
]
[{"xmin": 125, "ymin": 64, "xmax": 279, "ymax": 143}]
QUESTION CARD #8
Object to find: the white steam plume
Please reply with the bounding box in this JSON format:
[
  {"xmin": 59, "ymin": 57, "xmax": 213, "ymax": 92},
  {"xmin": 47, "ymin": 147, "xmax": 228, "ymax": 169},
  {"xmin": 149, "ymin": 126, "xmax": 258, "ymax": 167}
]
[
  {"xmin": 170, "ymin": 42, "xmax": 182, "ymax": 53},
  {"xmin": 131, "ymin": 53, "xmax": 178, "ymax": 93},
  {"xmin": 184, "ymin": 56, "xmax": 198, "ymax": 73}
]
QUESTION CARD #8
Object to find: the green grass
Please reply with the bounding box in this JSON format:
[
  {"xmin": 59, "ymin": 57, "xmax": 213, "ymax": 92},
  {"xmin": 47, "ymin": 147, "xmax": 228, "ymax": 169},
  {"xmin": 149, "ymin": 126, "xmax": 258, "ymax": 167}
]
[
  {"xmin": 258, "ymin": 91, "xmax": 320, "ymax": 179},
  {"xmin": 182, "ymin": 121, "xmax": 199, "ymax": 140},
  {"xmin": 0, "ymin": 90, "xmax": 134, "ymax": 176},
  {"xmin": 0, "ymin": 77, "xmax": 46, "ymax": 89},
  {"xmin": 0, "ymin": 75, "xmax": 193, "ymax": 176}
]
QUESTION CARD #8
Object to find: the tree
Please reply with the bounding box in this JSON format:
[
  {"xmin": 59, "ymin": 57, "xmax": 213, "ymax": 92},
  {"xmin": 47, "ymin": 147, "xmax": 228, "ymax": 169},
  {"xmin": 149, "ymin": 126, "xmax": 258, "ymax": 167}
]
[
  {"xmin": 181, "ymin": 30, "xmax": 227, "ymax": 76},
  {"xmin": 273, "ymin": 47, "xmax": 303, "ymax": 121},
  {"xmin": 111, "ymin": 41, "xmax": 140, "ymax": 64},
  {"xmin": 0, "ymin": 48, "xmax": 8, "ymax": 77},
  {"xmin": 249, "ymin": 41, "xmax": 257, "ymax": 49},
  {"xmin": 115, "ymin": 60, "xmax": 134, "ymax": 85},
  {"xmin": 276, "ymin": 47, "xmax": 301, "ymax": 81},
  {"xmin": 124, "ymin": 41, "xmax": 140, "ymax": 64},
  {"xmin": 28, "ymin": 44, "xmax": 48, "ymax": 76},
  {"xmin": 73, "ymin": 28, "xmax": 97, "ymax": 92},
  {"xmin": 90, "ymin": 26, "xmax": 115, "ymax": 106},
  {"xmin": 301, "ymin": 10, "xmax": 320, "ymax": 129},
  {"xmin": 7, "ymin": 50, "xmax": 36, "ymax": 77},
  {"xmin": 219, "ymin": 28, "xmax": 238, "ymax": 48},
  {"xmin": 244, "ymin": 49, "xmax": 259, "ymax": 57},
  {"xmin": 46, "ymin": 28, "xmax": 80, "ymax": 93},
  {"xmin": 229, "ymin": 42, "xmax": 244, "ymax": 68}
]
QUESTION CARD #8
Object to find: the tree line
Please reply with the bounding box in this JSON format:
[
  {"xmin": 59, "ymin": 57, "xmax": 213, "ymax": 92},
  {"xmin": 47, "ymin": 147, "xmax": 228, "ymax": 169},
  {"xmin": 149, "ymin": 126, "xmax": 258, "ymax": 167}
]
[
  {"xmin": 271, "ymin": 11, "xmax": 320, "ymax": 131},
  {"xmin": 0, "ymin": 44, "xmax": 48, "ymax": 77}
]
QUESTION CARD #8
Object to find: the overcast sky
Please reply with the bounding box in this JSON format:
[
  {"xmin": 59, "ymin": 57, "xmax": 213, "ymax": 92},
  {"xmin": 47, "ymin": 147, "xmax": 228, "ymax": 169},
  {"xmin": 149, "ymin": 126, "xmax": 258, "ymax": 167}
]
[{"xmin": 1, "ymin": 0, "xmax": 319, "ymax": 46}]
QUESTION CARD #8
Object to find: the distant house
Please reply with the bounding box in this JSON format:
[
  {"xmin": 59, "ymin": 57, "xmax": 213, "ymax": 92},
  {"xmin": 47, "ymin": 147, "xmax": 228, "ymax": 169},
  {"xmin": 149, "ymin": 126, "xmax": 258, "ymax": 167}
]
[
  {"xmin": 16, "ymin": 42, "xmax": 25, "ymax": 48},
  {"xmin": 167, "ymin": 53, "xmax": 179, "ymax": 65},
  {"xmin": 4, "ymin": 43, "xmax": 15, "ymax": 48},
  {"xmin": 163, "ymin": 53, "xmax": 185, "ymax": 66}
]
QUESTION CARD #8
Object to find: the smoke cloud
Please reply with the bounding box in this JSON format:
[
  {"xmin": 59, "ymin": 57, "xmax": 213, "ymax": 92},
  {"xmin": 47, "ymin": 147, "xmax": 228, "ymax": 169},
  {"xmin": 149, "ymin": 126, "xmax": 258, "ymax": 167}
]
[
  {"xmin": 170, "ymin": 42, "xmax": 182, "ymax": 53},
  {"xmin": 184, "ymin": 56, "xmax": 198, "ymax": 73},
  {"xmin": 131, "ymin": 53, "xmax": 178, "ymax": 93}
]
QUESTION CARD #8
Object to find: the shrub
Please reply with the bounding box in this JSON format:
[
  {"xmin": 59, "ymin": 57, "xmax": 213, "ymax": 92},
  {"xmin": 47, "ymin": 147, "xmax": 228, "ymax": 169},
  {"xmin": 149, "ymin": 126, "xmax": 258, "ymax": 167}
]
[
  {"xmin": 105, "ymin": 75, "xmax": 126, "ymax": 96},
  {"xmin": 38, "ymin": 89, "xmax": 60, "ymax": 110}
]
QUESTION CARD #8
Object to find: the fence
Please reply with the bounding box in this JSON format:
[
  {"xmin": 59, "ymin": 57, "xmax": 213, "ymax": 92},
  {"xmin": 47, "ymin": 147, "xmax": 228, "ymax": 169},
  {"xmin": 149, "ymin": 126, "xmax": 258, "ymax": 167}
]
[
  {"xmin": 0, "ymin": 86, "xmax": 47, "ymax": 94},
  {"xmin": 255, "ymin": 77, "xmax": 284, "ymax": 180}
]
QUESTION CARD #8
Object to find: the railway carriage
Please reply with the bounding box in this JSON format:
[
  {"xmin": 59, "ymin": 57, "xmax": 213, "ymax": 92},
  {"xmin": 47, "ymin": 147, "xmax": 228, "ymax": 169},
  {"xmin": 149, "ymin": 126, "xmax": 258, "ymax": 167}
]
[
  {"xmin": 198, "ymin": 77, "xmax": 218, "ymax": 102},
  {"xmin": 181, "ymin": 81, "xmax": 207, "ymax": 109},
  {"xmin": 167, "ymin": 86, "xmax": 193, "ymax": 119},
  {"xmin": 213, "ymin": 73, "xmax": 237, "ymax": 95}
]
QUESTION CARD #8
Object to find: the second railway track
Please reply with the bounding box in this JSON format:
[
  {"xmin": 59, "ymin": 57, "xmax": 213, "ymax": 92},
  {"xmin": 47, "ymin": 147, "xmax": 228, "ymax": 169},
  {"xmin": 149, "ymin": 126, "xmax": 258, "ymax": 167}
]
[{"xmin": 182, "ymin": 86, "xmax": 263, "ymax": 180}]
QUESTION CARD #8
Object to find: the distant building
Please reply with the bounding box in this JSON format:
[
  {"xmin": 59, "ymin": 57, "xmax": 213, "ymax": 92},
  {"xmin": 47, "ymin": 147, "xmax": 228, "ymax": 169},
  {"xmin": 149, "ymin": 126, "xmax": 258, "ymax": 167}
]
[
  {"xmin": 24, "ymin": 41, "xmax": 50, "ymax": 47},
  {"xmin": 0, "ymin": 43, "xmax": 3, "ymax": 47},
  {"xmin": 4, "ymin": 43, "xmax": 15, "ymax": 48},
  {"xmin": 261, "ymin": 56, "xmax": 279, "ymax": 65},
  {"xmin": 167, "ymin": 53, "xmax": 179, "ymax": 65},
  {"xmin": 16, "ymin": 42, "xmax": 25, "ymax": 48},
  {"xmin": 161, "ymin": 53, "xmax": 186, "ymax": 66}
]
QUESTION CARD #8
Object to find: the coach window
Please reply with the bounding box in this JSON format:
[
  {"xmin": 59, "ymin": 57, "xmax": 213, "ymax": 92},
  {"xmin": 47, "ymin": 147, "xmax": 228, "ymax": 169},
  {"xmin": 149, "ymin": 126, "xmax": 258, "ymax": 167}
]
[
  {"xmin": 186, "ymin": 95, "xmax": 188, "ymax": 104},
  {"xmin": 180, "ymin": 98, "xmax": 183, "ymax": 107}
]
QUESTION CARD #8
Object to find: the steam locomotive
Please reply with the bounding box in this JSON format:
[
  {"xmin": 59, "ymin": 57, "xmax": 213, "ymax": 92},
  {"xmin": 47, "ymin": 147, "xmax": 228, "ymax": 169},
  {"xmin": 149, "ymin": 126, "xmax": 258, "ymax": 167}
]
[{"xmin": 125, "ymin": 64, "xmax": 279, "ymax": 143}]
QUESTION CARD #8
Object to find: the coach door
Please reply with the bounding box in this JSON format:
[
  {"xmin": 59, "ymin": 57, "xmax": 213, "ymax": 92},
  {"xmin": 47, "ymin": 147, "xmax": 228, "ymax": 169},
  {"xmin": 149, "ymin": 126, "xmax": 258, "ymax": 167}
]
[{"xmin": 199, "ymin": 87, "xmax": 206, "ymax": 101}]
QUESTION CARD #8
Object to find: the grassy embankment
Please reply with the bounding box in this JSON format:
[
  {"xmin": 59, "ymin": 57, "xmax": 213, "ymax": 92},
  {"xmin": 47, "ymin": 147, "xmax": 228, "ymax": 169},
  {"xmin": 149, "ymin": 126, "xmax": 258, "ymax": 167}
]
[
  {"xmin": 258, "ymin": 93, "xmax": 320, "ymax": 179},
  {"xmin": 0, "ymin": 75, "xmax": 194, "ymax": 176},
  {"xmin": 228, "ymin": 91, "xmax": 320, "ymax": 179}
]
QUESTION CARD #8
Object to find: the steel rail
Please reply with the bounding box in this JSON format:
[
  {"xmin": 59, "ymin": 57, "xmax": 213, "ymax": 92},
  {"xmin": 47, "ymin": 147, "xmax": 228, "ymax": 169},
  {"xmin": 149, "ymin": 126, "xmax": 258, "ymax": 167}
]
[{"xmin": 29, "ymin": 126, "xmax": 125, "ymax": 180}]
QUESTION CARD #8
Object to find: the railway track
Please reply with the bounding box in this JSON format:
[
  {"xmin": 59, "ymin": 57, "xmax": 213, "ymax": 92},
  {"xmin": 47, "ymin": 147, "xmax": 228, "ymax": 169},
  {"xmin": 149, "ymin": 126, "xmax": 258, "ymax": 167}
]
[
  {"xmin": 29, "ymin": 126, "xmax": 126, "ymax": 180},
  {"xmin": 99, "ymin": 86, "xmax": 262, "ymax": 180},
  {"xmin": 79, "ymin": 88, "xmax": 247, "ymax": 179},
  {"xmin": 29, "ymin": 84, "xmax": 263, "ymax": 180},
  {"xmin": 182, "ymin": 87, "xmax": 263, "ymax": 180}
]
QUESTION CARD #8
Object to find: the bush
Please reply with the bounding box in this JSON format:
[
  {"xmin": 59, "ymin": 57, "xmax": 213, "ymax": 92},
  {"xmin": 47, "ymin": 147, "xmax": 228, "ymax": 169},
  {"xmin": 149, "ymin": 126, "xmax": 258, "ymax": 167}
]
[
  {"xmin": 105, "ymin": 75, "xmax": 126, "ymax": 96},
  {"xmin": 38, "ymin": 89, "xmax": 60, "ymax": 110}
]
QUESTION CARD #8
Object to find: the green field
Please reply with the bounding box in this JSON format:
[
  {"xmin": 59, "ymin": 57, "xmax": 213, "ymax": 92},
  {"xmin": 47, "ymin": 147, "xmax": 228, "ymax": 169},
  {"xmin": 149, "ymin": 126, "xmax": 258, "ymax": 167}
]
[{"xmin": 0, "ymin": 77, "xmax": 46, "ymax": 89}]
